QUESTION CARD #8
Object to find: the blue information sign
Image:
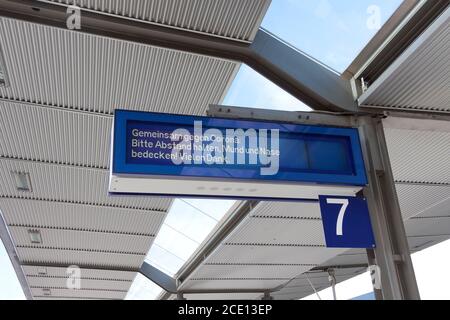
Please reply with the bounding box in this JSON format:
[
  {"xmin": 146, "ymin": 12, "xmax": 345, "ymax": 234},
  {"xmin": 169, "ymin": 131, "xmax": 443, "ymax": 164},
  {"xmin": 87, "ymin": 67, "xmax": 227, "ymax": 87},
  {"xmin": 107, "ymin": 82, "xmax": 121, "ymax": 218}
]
[
  {"xmin": 319, "ymin": 195, "xmax": 376, "ymax": 248},
  {"xmin": 111, "ymin": 109, "xmax": 367, "ymax": 186}
]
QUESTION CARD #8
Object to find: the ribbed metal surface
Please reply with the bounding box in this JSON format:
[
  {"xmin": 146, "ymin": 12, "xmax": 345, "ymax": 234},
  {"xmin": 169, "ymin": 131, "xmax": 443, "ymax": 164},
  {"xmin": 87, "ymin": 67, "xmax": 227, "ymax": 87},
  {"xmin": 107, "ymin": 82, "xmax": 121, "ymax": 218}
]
[
  {"xmin": 360, "ymin": 8, "xmax": 450, "ymax": 112},
  {"xmin": 205, "ymin": 245, "xmax": 346, "ymax": 266},
  {"xmin": 184, "ymin": 292, "xmax": 260, "ymax": 300},
  {"xmin": 182, "ymin": 279, "xmax": 288, "ymax": 291},
  {"xmin": 0, "ymin": 159, "xmax": 171, "ymax": 210},
  {"xmin": 189, "ymin": 264, "xmax": 312, "ymax": 280},
  {"xmin": 22, "ymin": 266, "xmax": 136, "ymax": 281},
  {"xmin": 0, "ymin": 198, "xmax": 166, "ymax": 236},
  {"xmin": 27, "ymin": 277, "xmax": 132, "ymax": 291},
  {"xmin": 0, "ymin": 17, "xmax": 238, "ymax": 115},
  {"xmin": 0, "ymin": 2, "xmax": 258, "ymax": 300},
  {"xmin": 9, "ymin": 226, "xmax": 153, "ymax": 254},
  {"xmin": 249, "ymin": 201, "xmax": 322, "ymax": 219},
  {"xmin": 225, "ymin": 218, "xmax": 325, "ymax": 246},
  {"xmin": 320, "ymin": 251, "xmax": 368, "ymax": 267},
  {"xmin": 385, "ymin": 128, "xmax": 450, "ymax": 184},
  {"xmin": 48, "ymin": 0, "xmax": 271, "ymax": 42},
  {"xmin": 17, "ymin": 247, "xmax": 145, "ymax": 269},
  {"xmin": 0, "ymin": 101, "xmax": 111, "ymax": 168},
  {"xmin": 30, "ymin": 287, "xmax": 126, "ymax": 299},
  {"xmin": 395, "ymin": 184, "xmax": 450, "ymax": 219},
  {"xmin": 405, "ymin": 217, "xmax": 450, "ymax": 238},
  {"xmin": 407, "ymin": 235, "xmax": 449, "ymax": 252}
]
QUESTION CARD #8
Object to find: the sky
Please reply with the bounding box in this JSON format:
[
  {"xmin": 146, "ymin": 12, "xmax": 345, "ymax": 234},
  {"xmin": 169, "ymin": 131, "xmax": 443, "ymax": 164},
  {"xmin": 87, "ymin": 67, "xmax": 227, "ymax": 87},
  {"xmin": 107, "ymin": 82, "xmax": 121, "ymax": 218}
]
[{"xmin": 1, "ymin": 0, "xmax": 449, "ymax": 301}]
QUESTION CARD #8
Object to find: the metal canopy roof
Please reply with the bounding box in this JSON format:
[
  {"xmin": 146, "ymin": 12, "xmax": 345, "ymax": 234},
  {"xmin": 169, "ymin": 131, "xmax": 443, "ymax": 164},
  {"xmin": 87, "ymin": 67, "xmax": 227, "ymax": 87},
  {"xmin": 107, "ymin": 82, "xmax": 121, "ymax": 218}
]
[
  {"xmin": 0, "ymin": 0, "xmax": 448, "ymax": 301},
  {"xmin": 359, "ymin": 5, "xmax": 450, "ymax": 113},
  {"xmin": 0, "ymin": 1, "xmax": 271, "ymax": 299},
  {"xmin": 46, "ymin": 0, "xmax": 271, "ymax": 42}
]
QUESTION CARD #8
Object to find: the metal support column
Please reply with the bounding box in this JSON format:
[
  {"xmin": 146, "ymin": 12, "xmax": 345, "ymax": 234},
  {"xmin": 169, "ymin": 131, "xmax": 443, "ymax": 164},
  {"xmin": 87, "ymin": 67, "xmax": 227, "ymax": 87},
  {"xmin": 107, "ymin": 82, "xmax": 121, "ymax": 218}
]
[
  {"xmin": 366, "ymin": 249, "xmax": 383, "ymax": 300},
  {"xmin": 262, "ymin": 291, "xmax": 273, "ymax": 300},
  {"xmin": 358, "ymin": 116, "xmax": 420, "ymax": 300}
]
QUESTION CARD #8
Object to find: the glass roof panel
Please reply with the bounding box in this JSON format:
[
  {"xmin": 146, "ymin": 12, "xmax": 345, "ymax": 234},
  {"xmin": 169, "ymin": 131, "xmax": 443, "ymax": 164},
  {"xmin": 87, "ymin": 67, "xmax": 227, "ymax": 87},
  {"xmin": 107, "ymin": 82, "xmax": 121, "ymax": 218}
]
[
  {"xmin": 127, "ymin": 199, "xmax": 235, "ymax": 300},
  {"xmin": 126, "ymin": 273, "xmax": 164, "ymax": 300},
  {"xmin": 223, "ymin": 64, "xmax": 311, "ymax": 112},
  {"xmin": 261, "ymin": 0, "xmax": 404, "ymax": 72}
]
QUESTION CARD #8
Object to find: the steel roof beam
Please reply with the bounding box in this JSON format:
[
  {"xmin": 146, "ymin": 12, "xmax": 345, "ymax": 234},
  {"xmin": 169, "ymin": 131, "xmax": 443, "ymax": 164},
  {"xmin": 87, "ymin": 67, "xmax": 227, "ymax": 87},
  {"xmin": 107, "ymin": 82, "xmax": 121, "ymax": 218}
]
[{"xmin": 0, "ymin": 0, "xmax": 357, "ymax": 112}]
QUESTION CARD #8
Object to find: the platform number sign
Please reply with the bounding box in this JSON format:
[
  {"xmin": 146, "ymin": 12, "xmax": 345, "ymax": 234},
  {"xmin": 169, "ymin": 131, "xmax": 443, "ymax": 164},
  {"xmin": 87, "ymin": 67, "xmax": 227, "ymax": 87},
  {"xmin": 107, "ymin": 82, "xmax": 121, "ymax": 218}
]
[{"xmin": 319, "ymin": 196, "xmax": 376, "ymax": 248}]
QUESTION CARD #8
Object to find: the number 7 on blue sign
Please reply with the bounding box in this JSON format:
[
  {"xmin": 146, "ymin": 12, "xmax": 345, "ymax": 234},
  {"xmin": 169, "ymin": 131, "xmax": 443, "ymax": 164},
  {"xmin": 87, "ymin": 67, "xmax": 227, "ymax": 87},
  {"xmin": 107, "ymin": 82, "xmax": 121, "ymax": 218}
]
[{"xmin": 319, "ymin": 196, "xmax": 376, "ymax": 249}]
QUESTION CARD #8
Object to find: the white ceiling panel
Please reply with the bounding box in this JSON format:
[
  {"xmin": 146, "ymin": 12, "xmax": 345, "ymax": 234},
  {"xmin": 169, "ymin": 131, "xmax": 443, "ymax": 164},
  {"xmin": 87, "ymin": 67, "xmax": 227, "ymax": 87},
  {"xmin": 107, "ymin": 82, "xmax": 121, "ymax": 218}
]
[
  {"xmin": 0, "ymin": 198, "xmax": 166, "ymax": 236},
  {"xmin": 0, "ymin": 159, "xmax": 171, "ymax": 210},
  {"xmin": 47, "ymin": 0, "xmax": 271, "ymax": 42},
  {"xmin": 407, "ymin": 235, "xmax": 450, "ymax": 252},
  {"xmin": 16, "ymin": 247, "xmax": 145, "ymax": 269},
  {"xmin": 181, "ymin": 279, "xmax": 288, "ymax": 291},
  {"xmin": 0, "ymin": 17, "xmax": 238, "ymax": 116},
  {"xmin": 205, "ymin": 244, "xmax": 346, "ymax": 265},
  {"xmin": 396, "ymin": 184, "xmax": 450, "ymax": 219},
  {"xmin": 0, "ymin": 101, "xmax": 111, "ymax": 168},
  {"xmin": 22, "ymin": 266, "xmax": 136, "ymax": 281},
  {"xmin": 249, "ymin": 201, "xmax": 322, "ymax": 219},
  {"xmin": 359, "ymin": 7, "xmax": 450, "ymax": 112},
  {"xmin": 224, "ymin": 217, "xmax": 325, "ymax": 246},
  {"xmin": 27, "ymin": 277, "xmax": 132, "ymax": 291},
  {"xmin": 184, "ymin": 292, "xmax": 261, "ymax": 300},
  {"xmin": 320, "ymin": 252, "xmax": 368, "ymax": 267},
  {"xmin": 187, "ymin": 264, "xmax": 312, "ymax": 281},
  {"xmin": 8, "ymin": 226, "xmax": 153, "ymax": 254},
  {"xmin": 385, "ymin": 127, "xmax": 450, "ymax": 184},
  {"xmin": 30, "ymin": 287, "xmax": 126, "ymax": 300},
  {"xmin": 405, "ymin": 217, "xmax": 450, "ymax": 238}
]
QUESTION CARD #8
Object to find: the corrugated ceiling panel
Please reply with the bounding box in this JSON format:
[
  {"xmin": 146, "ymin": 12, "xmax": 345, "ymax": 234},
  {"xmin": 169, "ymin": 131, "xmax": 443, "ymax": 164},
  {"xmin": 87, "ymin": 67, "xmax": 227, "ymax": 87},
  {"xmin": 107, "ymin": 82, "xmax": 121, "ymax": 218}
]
[
  {"xmin": 320, "ymin": 252, "xmax": 368, "ymax": 267},
  {"xmin": 0, "ymin": 159, "xmax": 171, "ymax": 210},
  {"xmin": 48, "ymin": 0, "xmax": 271, "ymax": 42},
  {"xmin": 27, "ymin": 277, "xmax": 132, "ymax": 291},
  {"xmin": 205, "ymin": 245, "xmax": 346, "ymax": 265},
  {"xmin": 22, "ymin": 266, "xmax": 136, "ymax": 281},
  {"xmin": 249, "ymin": 201, "xmax": 322, "ymax": 219},
  {"xmin": 407, "ymin": 235, "xmax": 449, "ymax": 252},
  {"xmin": 0, "ymin": 17, "xmax": 238, "ymax": 115},
  {"xmin": 30, "ymin": 287, "xmax": 126, "ymax": 299},
  {"xmin": 9, "ymin": 226, "xmax": 153, "ymax": 254},
  {"xmin": 188, "ymin": 264, "xmax": 312, "ymax": 281},
  {"xmin": 0, "ymin": 101, "xmax": 111, "ymax": 168},
  {"xmin": 16, "ymin": 247, "xmax": 145, "ymax": 269},
  {"xmin": 385, "ymin": 128, "xmax": 450, "ymax": 184},
  {"xmin": 184, "ymin": 292, "xmax": 260, "ymax": 300},
  {"xmin": 224, "ymin": 218, "xmax": 325, "ymax": 246},
  {"xmin": 182, "ymin": 279, "xmax": 288, "ymax": 291},
  {"xmin": 360, "ymin": 8, "xmax": 450, "ymax": 112},
  {"xmin": 0, "ymin": 198, "xmax": 166, "ymax": 236},
  {"xmin": 395, "ymin": 184, "xmax": 450, "ymax": 219},
  {"xmin": 405, "ymin": 217, "xmax": 450, "ymax": 238}
]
